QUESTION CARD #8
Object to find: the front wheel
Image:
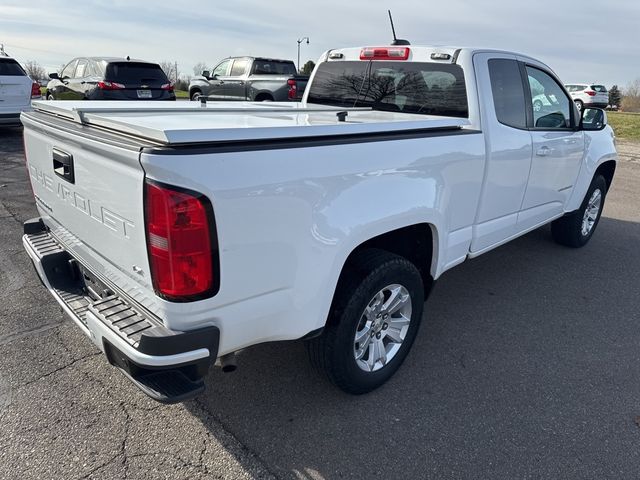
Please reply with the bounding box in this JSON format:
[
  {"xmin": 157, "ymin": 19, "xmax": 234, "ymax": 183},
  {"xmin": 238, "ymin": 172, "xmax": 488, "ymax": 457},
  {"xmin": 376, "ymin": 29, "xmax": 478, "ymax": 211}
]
[
  {"xmin": 551, "ymin": 175, "xmax": 607, "ymax": 247},
  {"xmin": 307, "ymin": 249, "xmax": 424, "ymax": 394}
]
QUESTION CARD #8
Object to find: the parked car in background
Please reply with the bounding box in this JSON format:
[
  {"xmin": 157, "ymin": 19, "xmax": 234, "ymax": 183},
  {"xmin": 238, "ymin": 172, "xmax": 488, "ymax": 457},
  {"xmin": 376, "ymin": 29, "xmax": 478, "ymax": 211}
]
[
  {"xmin": 189, "ymin": 56, "xmax": 308, "ymax": 102},
  {"xmin": 46, "ymin": 57, "xmax": 176, "ymax": 101},
  {"xmin": 0, "ymin": 53, "xmax": 40, "ymax": 125},
  {"xmin": 565, "ymin": 84, "xmax": 608, "ymax": 111}
]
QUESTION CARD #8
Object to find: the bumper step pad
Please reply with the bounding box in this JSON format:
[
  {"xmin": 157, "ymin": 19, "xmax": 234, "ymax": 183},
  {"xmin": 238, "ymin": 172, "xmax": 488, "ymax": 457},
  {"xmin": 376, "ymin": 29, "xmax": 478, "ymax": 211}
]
[
  {"xmin": 127, "ymin": 370, "xmax": 205, "ymax": 404},
  {"xmin": 23, "ymin": 218, "xmax": 219, "ymax": 404}
]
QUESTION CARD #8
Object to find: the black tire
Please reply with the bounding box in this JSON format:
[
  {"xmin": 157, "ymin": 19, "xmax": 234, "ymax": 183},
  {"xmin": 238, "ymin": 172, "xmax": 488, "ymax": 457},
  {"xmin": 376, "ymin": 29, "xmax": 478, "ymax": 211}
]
[
  {"xmin": 307, "ymin": 249, "xmax": 424, "ymax": 394},
  {"xmin": 551, "ymin": 175, "xmax": 607, "ymax": 248},
  {"xmin": 574, "ymin": 99, "xmax": 584, "ymax": 112},
  {"xmin": 190, "ymin": 90, "xmax": 201, "ymax": 101},
  {"xmin": 46, "ymin": 93, "xmax": 55, "ymax": 100}
]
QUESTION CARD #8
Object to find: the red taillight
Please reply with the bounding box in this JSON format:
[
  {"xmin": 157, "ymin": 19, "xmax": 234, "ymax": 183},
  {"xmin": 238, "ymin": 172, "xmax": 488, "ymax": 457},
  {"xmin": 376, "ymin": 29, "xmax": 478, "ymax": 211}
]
[
  {"xmin": 161, "ymin": 83, "xmax": 174, "ymax": 91},
  {"xmin": 145, "ymin": 181, "xmax": 217, "ymax": 301},
  {"xmin": 585, "ymin": 90, "xmax": 596, "ymax": 96},
  {"xmin": 31, "ymin": 81, "xmax": 41, "ymax": 97},
  {"xmin": 359, "ymin": 47, "xmax": 410, "ymax": 61},
  {"xmin": 287, "ymin": 78, "xmax": 297, "ymax": 100},
  {"xmin": 97, "ymin": 81, "xmax": 125, "ymax": 90}
]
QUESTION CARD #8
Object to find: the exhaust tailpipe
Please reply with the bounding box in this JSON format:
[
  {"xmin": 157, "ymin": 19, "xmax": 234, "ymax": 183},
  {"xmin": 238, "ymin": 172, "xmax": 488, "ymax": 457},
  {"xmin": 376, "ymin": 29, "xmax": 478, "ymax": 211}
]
[{"xmin": 219, "ymin": 353, "xmax": 237, "ymax": 373}]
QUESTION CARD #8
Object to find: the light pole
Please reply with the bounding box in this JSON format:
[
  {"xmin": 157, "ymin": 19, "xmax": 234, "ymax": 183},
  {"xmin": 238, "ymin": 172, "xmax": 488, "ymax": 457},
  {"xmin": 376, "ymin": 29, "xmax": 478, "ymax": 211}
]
[{"xmin": 297, "ymin": 37, "xmax": 309, "ymax": 73}]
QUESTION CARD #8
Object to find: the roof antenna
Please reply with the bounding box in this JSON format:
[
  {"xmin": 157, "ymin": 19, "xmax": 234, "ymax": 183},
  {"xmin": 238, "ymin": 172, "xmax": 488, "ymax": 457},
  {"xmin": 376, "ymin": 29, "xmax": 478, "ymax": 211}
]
[{"xmin": 388, "ymin": 10, "xmax": 410, "ymax": 46}]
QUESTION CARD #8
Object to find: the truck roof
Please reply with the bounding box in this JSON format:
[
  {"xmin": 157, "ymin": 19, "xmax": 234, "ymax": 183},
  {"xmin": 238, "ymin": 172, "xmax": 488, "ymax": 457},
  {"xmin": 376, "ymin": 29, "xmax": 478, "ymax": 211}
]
[
  {"xmin": 29, "ymin": 100, "xmax": 470, "ymax": 145},
  {"xmin": 325, "ymin": 45, "xmax": 546, "ymax": 68}
]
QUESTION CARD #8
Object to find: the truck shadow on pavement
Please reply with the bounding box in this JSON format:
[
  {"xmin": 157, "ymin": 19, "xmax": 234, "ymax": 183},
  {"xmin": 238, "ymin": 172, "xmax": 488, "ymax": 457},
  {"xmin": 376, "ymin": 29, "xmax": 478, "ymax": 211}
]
[{"xmin": 185, "ymin": 214, "xmax": 640, "ymax": 479}]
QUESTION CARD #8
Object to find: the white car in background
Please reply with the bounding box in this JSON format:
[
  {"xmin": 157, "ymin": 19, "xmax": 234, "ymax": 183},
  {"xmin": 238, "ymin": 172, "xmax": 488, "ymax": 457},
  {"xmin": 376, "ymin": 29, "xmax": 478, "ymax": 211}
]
[
  {"xmin": 565, "ymin": 83, "xmax": 608, "ymax": 111},
  {"xmin": 0, "ymin": 53, "xmax": 39, "ymax": 125}
]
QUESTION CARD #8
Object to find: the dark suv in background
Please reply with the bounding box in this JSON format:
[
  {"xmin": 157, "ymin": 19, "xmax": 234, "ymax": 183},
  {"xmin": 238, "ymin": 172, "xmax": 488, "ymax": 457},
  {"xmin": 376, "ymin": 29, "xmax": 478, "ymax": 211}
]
[{"xmin": 46, "ymin": 57, "xmax": 175, "ymax": 101}]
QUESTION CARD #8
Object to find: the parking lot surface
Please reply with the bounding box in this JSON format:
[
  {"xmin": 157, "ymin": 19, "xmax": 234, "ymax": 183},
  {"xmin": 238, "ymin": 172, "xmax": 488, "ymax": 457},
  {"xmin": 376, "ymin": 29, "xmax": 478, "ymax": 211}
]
[{"xmin": 1, "ymin": 126, "xmax": 639, "ymax": 479}]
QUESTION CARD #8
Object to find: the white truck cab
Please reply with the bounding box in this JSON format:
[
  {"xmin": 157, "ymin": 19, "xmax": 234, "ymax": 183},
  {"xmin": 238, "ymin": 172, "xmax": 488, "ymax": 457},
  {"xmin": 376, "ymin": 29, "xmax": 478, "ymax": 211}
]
[{"xmin": 20, "ymin": 44, "xmax": 617, "ymax": 403}]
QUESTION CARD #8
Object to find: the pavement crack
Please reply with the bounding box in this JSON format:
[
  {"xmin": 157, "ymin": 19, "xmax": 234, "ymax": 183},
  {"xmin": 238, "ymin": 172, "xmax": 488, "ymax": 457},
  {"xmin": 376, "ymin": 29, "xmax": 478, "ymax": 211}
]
[
  {"xmin": 17, "ymin": 352, "xmax": 101, "ymax": 389},
  {"xmin": 193, "ymin": 398, "xmax": 279, "ymax": 480},
  {"xmin": 120, "ymin": 401, "xmax": 132, "ymax": 480},
  {"xmin": 0, "ymin": 322, "xmax": 63, "ymax": 346},
  {"xmin": 75, "ymin": 453, "xmax": 121, "ymax": 480}
]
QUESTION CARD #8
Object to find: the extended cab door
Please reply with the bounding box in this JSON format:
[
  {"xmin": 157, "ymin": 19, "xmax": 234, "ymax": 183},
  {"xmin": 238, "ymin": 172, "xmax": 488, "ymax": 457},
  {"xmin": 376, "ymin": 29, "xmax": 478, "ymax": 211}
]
[
  {"xmin": 517, "ymin": 63, "xmax": 583, "ymax": 230},
  {"xmin": 206, "ymin": 59, "xmax": 232, "ymax": 100},
  {"xmin": 469, "ymin": 54, "xmax": 533, "ymax": 254}
]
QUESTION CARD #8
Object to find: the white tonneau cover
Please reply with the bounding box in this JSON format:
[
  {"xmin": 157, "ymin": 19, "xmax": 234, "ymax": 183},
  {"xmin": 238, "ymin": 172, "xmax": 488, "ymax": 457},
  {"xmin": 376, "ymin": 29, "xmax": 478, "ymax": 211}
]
[{"xmin": 30, "ymin": 100, "xmax": 470, "ymax": 145}]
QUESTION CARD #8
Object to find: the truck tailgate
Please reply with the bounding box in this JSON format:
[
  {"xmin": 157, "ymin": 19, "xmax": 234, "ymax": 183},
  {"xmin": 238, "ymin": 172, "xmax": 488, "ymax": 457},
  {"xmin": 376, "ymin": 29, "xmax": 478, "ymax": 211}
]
[{"xmin": 21, "ymin": 113, "xmax": 159, "ymax": 314}]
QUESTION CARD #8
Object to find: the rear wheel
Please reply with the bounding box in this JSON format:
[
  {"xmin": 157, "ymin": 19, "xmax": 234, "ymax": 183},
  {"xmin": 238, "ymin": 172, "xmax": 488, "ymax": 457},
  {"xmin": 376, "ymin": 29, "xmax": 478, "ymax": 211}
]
[
  {"xmin": 533, "ymin": 99, "xmax": 543, "ymax": 112},
  {"xmin": 190, "ymin": 90, "xmax": 202, "ymax": 101},
  {"xmin": 574, "ymin": 99, "xmax": 584, "ymax": 112},
  {"xmin": 551, "ymin": 175, "xmax": 607, "ymax": 247},
  {"xmin": 254, "ymin": 94, "xmax": 274, "ymax": 102},
  {"xmin": 46, "ymin": 93, "xmax": 55, "ymax": 100},
  {"xmin": 307, "ymin": 249, "xmax": 424, "ymax": 394}
]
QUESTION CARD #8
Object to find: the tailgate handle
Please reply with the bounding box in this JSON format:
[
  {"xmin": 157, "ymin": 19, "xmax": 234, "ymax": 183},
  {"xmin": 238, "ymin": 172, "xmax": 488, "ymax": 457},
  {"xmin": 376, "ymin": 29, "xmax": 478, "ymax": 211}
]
[{"xmin": 52, "ymin": 148, "xmax": 75, "ymax": 184}]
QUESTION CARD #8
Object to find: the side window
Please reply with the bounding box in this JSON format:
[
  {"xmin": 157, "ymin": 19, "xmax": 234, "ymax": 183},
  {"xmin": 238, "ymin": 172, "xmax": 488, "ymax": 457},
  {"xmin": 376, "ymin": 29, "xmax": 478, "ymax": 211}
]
[
  {"xmin": 212, "ymin": 59, "xmax": 231, "ymax": 77},
  {"xmin": 60, "ymin": 60, "xmax": 77, "ymax": 79},
  {"xmin": 526, "ymin": 66, "xmax": 572, "ymax": 129},
  {"xmin": 229, "ymin": 58, "xmax": 248, "ymax": 76},
  {"xmin": 74, "ymin": 59, "xmax": 87, "ymax": 78},
  {"xmin": 488, "ymin": 58, "xmax": 527, "ymax": 129}
]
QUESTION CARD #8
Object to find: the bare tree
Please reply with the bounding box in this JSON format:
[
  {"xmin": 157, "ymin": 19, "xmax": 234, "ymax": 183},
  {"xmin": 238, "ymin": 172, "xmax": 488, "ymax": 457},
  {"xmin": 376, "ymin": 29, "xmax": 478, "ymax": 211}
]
[
  {"xmin": 23, "ymin": 60, "xmax": 46, "ymax": 81},
  {"xmin": 159, "ymin": 61, "xmax": 178, "ymax": 83},
  {"xmin": 622, "ymin": 78, "xmax": 640, "ymax": 112},
  {"xmin": 193, "ymin": 62, "xmax": 208, "ymax": 77}
]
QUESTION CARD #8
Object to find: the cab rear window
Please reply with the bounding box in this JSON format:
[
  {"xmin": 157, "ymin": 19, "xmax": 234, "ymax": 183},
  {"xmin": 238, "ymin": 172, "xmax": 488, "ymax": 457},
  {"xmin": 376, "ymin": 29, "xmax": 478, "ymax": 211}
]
[
  {"xmin": 251, "ymin": 60, "xmax": 297, "ymax": 75},
  {"xmin": 0, "ymin": 59, "xmax": 27, "ymax": 76},
  {"xmin": 307, "ymin": 61, "xmax": 468, "ymax": 117}
]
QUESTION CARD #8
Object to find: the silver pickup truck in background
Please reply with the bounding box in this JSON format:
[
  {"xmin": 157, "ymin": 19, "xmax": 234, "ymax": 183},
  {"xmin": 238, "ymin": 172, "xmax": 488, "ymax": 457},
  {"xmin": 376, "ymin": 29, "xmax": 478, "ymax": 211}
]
[{"xmin": 188, "ymin": 56, "xmax": 308, "ymax": 102}]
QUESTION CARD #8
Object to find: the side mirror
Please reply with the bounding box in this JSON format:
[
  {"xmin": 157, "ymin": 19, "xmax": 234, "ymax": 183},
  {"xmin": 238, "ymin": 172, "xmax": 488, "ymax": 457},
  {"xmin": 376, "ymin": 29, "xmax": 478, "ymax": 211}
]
[
  {"xmin": 201, "ymin": 70, "xmax": 210, "ymax": 78},
  {"xmin": 49, "ymin": 72, "xmax": 60, "ymax": 80},
  {"xmin": 580, "ymin": 107, "xmax": 607, "ymax": 131}
]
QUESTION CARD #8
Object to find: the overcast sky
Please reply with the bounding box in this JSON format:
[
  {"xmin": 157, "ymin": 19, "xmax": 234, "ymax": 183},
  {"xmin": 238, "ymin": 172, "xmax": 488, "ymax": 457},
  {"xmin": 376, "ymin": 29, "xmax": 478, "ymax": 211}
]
[{"xmin": 1, "ymin": 0, "xmax": 638, "ymax": 88}]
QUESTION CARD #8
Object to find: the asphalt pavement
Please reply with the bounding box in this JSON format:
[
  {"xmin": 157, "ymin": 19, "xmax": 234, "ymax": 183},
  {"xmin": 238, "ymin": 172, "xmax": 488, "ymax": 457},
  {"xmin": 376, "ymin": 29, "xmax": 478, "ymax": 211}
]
[{"xmin": 1, "ymin": 126, "xmax": 639, "ymax": 479}]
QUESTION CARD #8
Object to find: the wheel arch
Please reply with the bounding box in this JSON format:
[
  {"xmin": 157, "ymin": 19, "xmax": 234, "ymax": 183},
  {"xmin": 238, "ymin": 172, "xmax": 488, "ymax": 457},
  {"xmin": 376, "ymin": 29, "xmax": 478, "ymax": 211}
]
[
  {"xmin": 595, "ymin": 160, "xmax": 616, "ymax": 192},
  {"xmin": 328, "ymin": 223, "xmax": 438, "ymax": 320},
  {"xmin": 253, "ymin": 92, "xmax": 274, "ymax": 102}
]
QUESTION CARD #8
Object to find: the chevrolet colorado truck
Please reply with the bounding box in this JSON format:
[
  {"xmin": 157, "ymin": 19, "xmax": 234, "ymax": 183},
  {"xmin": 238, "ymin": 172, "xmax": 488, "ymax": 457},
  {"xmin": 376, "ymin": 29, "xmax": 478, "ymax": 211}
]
[
  {"xmin": 188, "ymin": 56, "xmax": 308, "ymax": 102},
  {"xmin": 21, "ymin": 45, "xmax": 617, "ymax": 403}
]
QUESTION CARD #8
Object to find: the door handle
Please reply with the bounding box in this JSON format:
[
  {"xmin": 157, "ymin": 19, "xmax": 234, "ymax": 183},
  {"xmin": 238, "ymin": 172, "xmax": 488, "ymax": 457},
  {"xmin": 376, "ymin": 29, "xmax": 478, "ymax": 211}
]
[
  {"xmin": 536, "ymin": 146, "xmax": 553, "ymax": 157},
  {"xmin": 52, "ymin": 148, "xmax": 75, "ymax": 184}
]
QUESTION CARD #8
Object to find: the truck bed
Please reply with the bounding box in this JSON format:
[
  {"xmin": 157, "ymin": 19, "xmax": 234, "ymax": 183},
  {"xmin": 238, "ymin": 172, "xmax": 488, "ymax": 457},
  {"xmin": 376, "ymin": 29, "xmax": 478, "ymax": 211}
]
[{"xmin": 29, "ymin": 100, "xmax": 471, "ymax": 144}]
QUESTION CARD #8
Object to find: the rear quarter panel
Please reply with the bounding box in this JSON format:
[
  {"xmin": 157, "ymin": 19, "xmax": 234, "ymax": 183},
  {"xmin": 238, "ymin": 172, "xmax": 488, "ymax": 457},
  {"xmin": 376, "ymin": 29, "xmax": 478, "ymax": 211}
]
[{"xmin": 141, "ymin": 132, "xmax": 485, "ymax": 355}]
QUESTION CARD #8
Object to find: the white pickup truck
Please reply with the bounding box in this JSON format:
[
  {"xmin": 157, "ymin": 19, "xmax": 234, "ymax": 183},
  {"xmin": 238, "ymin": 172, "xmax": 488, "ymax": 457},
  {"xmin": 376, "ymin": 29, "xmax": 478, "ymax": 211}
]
[{"xmin": 21, "ymin": 45, "xmax": 617, "ymax": 403}]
